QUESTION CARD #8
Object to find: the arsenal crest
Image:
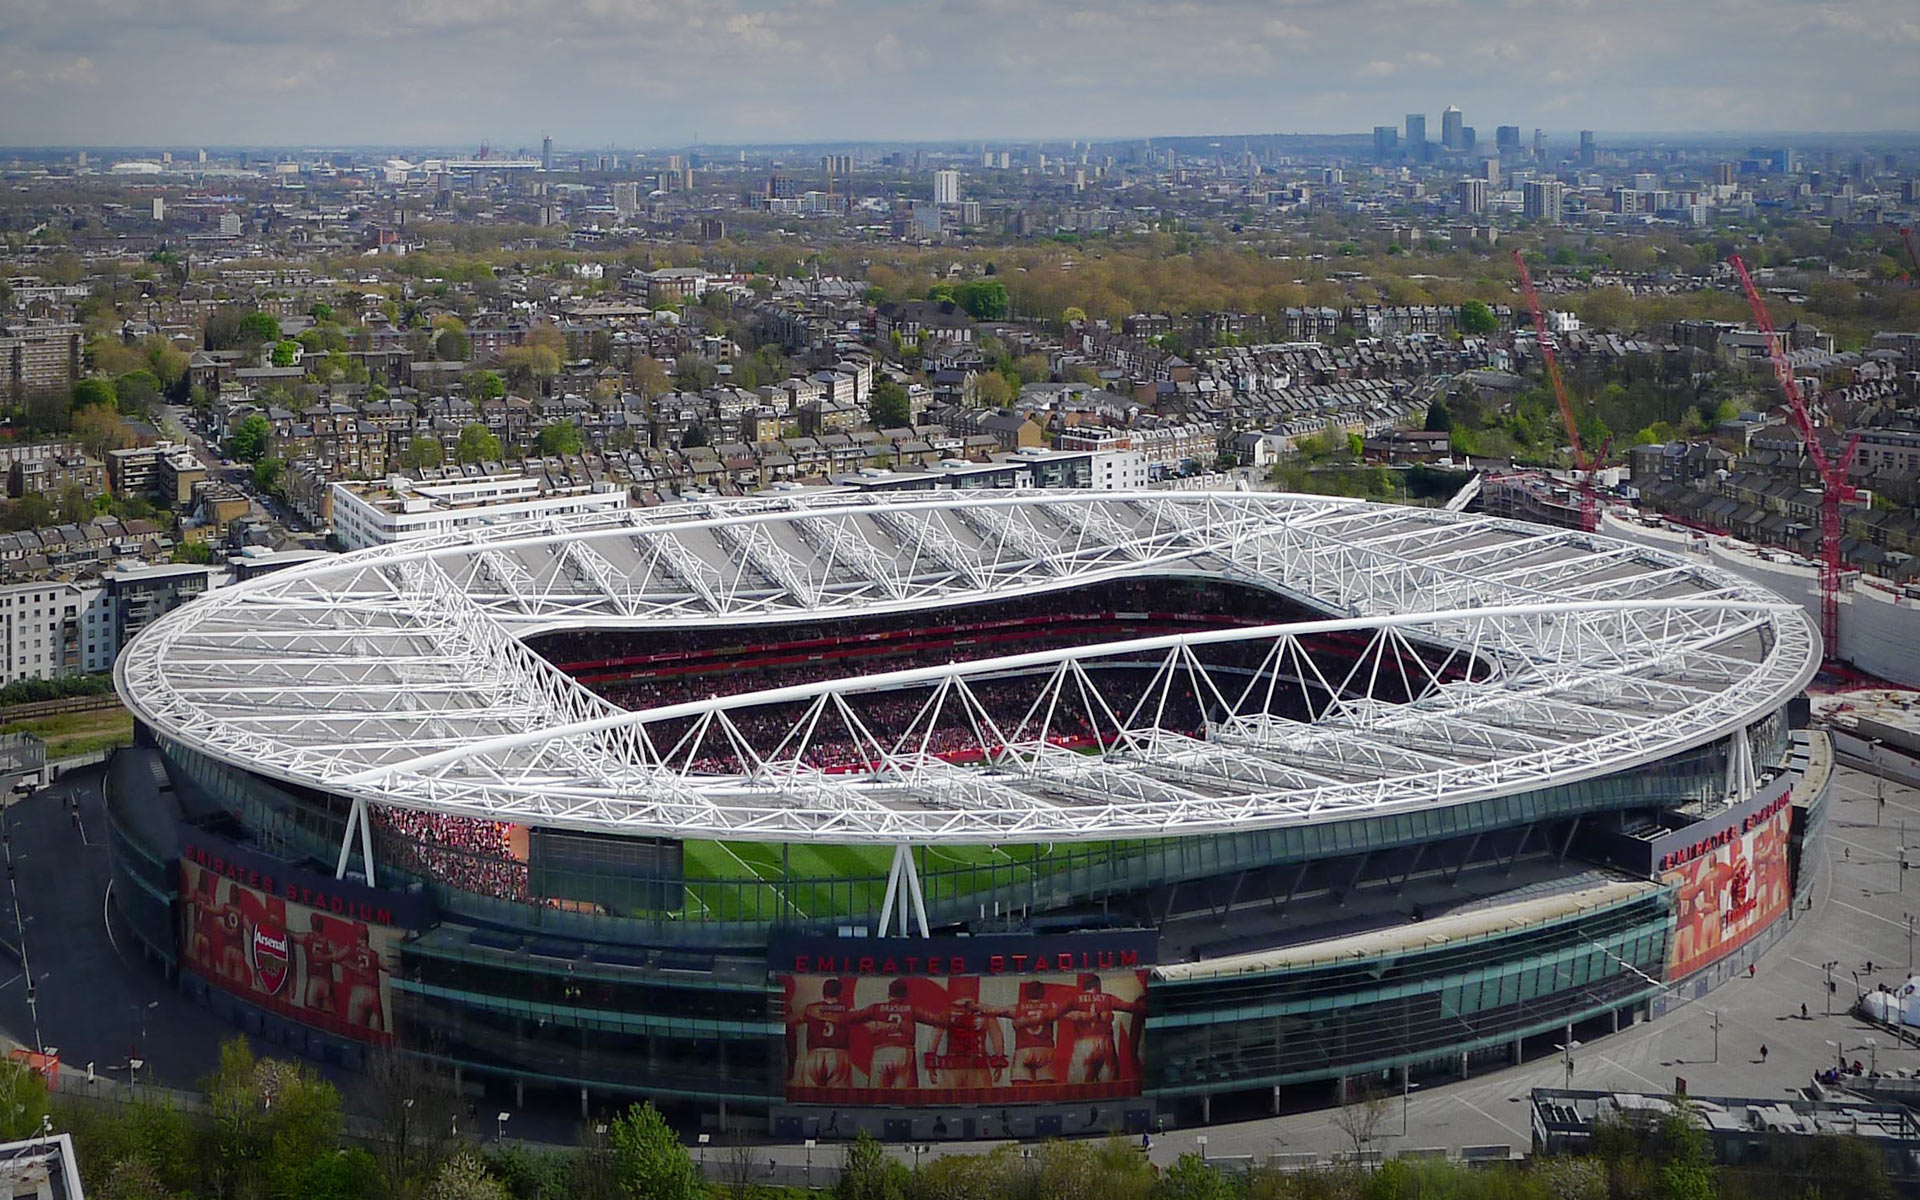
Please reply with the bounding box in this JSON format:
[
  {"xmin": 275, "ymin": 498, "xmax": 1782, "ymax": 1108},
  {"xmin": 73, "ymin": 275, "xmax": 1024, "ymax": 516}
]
[{"xmin": 250, "ymin": 924, "xmax": 292, "ymax": 996}]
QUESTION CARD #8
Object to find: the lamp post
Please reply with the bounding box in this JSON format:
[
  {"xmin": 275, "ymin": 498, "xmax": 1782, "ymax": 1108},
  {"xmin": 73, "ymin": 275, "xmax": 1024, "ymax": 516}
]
[
  {"xmin": 1825, "ymin": 961, "xmax": 1839, "ymax": 1016},
  {"xmin": 1826, "ymin": 1039, "xmax": 1842, "ymax": 1071},
  {"xmin": 1868, "ymin": 1038, "xmax": 1879, "ymax": 1076},
  {"xmin": 1710, "ymin": 1011, "xmax": 1723, "ymax": 1064},
  {"xmin": 697, "ymin": 1133, "xmax": 709, "ymax": 1175},
  {"xmin": 1195, "ymin": 1135, "xmax": 1208, "ymax": 1164},
  {"xmin": 495, "ymin": 1112, "xmax": 509, "ymax": 1143},
  {"xmin": 804, "ymin": 1138, "xmax": 815, "ymax": 1189}
]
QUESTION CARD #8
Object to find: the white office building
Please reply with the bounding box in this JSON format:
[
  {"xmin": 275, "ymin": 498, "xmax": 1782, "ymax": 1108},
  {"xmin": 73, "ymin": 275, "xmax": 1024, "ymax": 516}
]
[{"xmin": 330, "ymin": 473, "xmax": 633, "ymax": 550}]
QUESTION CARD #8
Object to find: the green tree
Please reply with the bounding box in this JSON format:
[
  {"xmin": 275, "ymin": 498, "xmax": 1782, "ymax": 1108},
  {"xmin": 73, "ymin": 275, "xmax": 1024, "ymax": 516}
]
[
  {"xmin": 270, "ymin": 340, "xmax": 299, "ymax": 368},
  {"xmin": 238, "ymin": 311, "xmax": 280, "ymax": 344},
  {"xmin": 869, "ymin": 378, "xmax": 912, "ymax": 428},
  {"xmin": 1459, "ymin": 299, "xmax": 1499, "ymax": 336},
  {"xmin": 953, "ymin": 278, "xmax": 1010, "ymax": 320},
  {"xmin": 1150, "ymin": 1154, "xmax": 1232, "ymax": 1200},
  {"xmin": 402, "ymin": 437, "xmax": 444, "ymax": 469},
  {"xmin": 607, "ymin": 1102, "xmax": 700, "ymax": 1200},
  {"xmin": 225, "ymin": 413, "xmax": 272, "ymax": 462},
  {"xmin": 469, "ymin": 370, "xmax": 506, "ymax": 401},
  {"xmin": 0, "ymin": 1061, "xmax": 48, "ymax": 1142},
  {"xmin": 456, "ymin": 423, "xmax": 504, "ymax": 465},
  {"xmin": 834, "ymin": 1131, "xmax": 907, "ymax": 1200},
  {"xmin": 203, "ymin": 1038, "xmax": 347, "ymax": 1200},
  {"xmin": 535, "ymin": 421, "xmax": 584, "ymax": 456},
  {"xmin": 72, "ymin": 377, "xmax": 117, "ymax": 412},
  {"xmin": 252, "ymin": 457, "xmax": 286, "ymax": 497},
  {"xmin": 114, "ymin": 369, "xmax": 162, "ymax": 414},
  {"xmin": 679, "ymin": 425, "xmax": 710, "ymax": 450},
  {"xmin": 1424, "ymin": 399, "xmax": 1453, "ymax": 432},
  {"xmin": 974, "ymin": 372, "xmax": 1013, "ymax": 408},
  {"xmin": 425, "ymin": 1151, "xmax": 510, "ymax": 1200},
  {"xmin": 435, "ymin": 327, "xmax": 471, "ymax": 362},
  {"xmin": 309, "ymin": 301, "xmax": 333, "ymax": 322}
]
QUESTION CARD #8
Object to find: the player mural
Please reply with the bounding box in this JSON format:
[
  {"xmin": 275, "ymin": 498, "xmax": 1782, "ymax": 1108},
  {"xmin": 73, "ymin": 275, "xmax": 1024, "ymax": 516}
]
[
  {"xmin": 776, "ymin": 933, "xmax": 1153, "ymax": 1105},
  {"xmin": 176, "ymin": 829, "xmax": 420, "ymax": 1047},
  {"xmin": 1659, "ymin": 786, "xmax": 1794, "ymax": 980}
]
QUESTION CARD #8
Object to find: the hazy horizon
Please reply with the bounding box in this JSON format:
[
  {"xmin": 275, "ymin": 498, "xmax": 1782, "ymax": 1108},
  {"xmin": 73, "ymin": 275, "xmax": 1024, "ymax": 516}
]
[{"xmin": 3, "ymin": 0, "xmax": 1917, "ymax": 148}]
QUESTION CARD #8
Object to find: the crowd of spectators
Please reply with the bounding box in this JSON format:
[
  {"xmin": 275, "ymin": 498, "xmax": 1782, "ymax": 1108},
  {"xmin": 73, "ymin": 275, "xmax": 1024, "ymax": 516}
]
[{"xmin": 373, "ymin": 806, "xmax": 531, "ymax": 902}]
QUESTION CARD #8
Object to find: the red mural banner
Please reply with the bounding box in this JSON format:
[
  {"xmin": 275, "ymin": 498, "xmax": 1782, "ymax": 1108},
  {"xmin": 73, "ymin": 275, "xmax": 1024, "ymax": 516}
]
[
  {"xmin": 1663, "ymin": 796, "xmax": 1793, "ymax": 980},
  {"xmin": 781, "ymin": 969, "xmax": 1147, "ymax": 1107},
  {"xmin": 179, "ymin": 858, "xmax": 399, "ymax": 1046}
]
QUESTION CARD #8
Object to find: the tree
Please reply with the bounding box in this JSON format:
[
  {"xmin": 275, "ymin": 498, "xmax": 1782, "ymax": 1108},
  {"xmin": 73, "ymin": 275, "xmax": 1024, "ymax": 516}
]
[
  {"xmin": 469, "ymin": 370, "xmax": 506, "ymax": 401},
  {"xmin": 1063, "ymin": 305, "xmax": 1088, "ymax": 323},
  {"xmin": 953, "ymin": 278, "xmax": 1010, "ymax": 320},
  {"xmin": 1459, "ymin": 299, "xmax": 1499, "ymax": 336},
  {"xmin": 203, "ymin": 1038, "xmax": 346, "ymax": 1200},
  {"xmin": 253, "ymin": 457, "xmax": 286, "ymax": 497},
  {"xmin": 456, "ymin": 423, "xmax": 504, "ymax": 465},
  {"xmin": 869, "ymin": 378, "xmax": 912, "ymax": 428},
  {"xmin": 225, "ymin": 413, "xmax": 272, "ymax": 462},
  {"xmin": 834, "ymin": 1131, "xmax": 907, "ymax": 1200},
  {"xmin": 1424, "ymin": 399, "xmax": 1453, "ymax": 432},
  {"xmin": 607, "ymin": 1103, "xmax": 700, "ymax": 1200},
  {"xmin": 633, "ymin": 357, "xmax": 671, "ymax": 399},
  {"xmin": 72, "ymin": 377, "xmax": 117, "ymax": 412},
  {"xmin": 309, "ymin": 301, "xmax": 333, "ymax": 322},
  {"xmin": 402, "ymin": 437, "xmax": 444, "ymax": 470},
  {"xmin": 1150, "ymin": 1154, "xmax": 1232, "ymax": 1200},
  {"xmin": 114, "ymin": 369, "xmax": 163, "ymax": 415},
  {"xmin": 270, "ymin": 340, "xmax": 299, "ymax": 368},
  {"xmin": 424, "ymin": 1152, "xmax": 510, "ymax": 1200},
  {"xmin": 974, "ymin": 372, "xmax": 1013, "ymax": 408},
  {"xmin": 679, "ymin": 424, "xmax": 710, "ymax": 449},
  {"xmin": 535, "ymin": 421, "xmax": 584, "ymax": 456},
  {"xmin": 237, "ymin": 311, "xmax": 281, "ymax": 347},
  {"xmin": 1331, "ymin": 1080, "xmax": 1389, "ymax": 1166},
  {"xmin": 0, "ymin": 1061, "xmax": 49, "ymax": 1142},
  {"xmin": 500, "ymin": 345, "xmax": 561, "ymax": 393},
  {"xmin": 435, "ymin": 327, "xmax": 471, "ymax": 362},
  {"xmin": 73, "ymin": 405, "xmax": 136, "ymax": 458}
]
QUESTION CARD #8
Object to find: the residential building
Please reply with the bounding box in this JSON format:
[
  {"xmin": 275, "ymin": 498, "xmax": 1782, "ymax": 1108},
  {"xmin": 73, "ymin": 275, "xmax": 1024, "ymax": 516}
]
[
  {"xmin": 103, "ymin": 561, "xmax": 221, "ymax": 659},
  {"xmin": 0, "ymin": 578, "xmax": 112, "ymax": 684},
  {"xmin": 1523, "ymin": 179, "xmax": 1566, "ymax": 224},
  {"xmin": 329, "ymin": 472, "xmax": 632, "ymax": 550},
  {"xmin": 0, "ymin": 323, "xmax": 83, "ymax": 401},
  {"xmin": 933, "ymin": 169, "xmax": 960, "ymax": 206}
]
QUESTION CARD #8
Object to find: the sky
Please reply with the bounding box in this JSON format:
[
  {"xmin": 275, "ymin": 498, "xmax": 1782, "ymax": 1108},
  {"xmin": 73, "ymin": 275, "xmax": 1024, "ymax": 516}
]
[{"xmin": 2, "ymin": 0, "xmax": 1918, "ymax": 148}]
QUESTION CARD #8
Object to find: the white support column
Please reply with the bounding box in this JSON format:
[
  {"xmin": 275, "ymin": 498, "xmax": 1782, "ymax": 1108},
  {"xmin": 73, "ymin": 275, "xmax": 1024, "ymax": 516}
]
[
  {"xmin": 874, "ymin": 844, "xmax": 931, "ymax": 938},
  {"xmin": 358, "ymin": 798, "xmax": 378, "ymax": 889},
  {"xmin": 335, "ymin": 796, "xmax": 377, "ymax": 886},
  {"xmin": 334, "ymin": 797, "xmax": 361, "ymax": 879},
  {"xmin": 876, "ymin": 845, "xmax": 904, "ymax": 938},
  {"xmin": 1724, "ymin": 727, "xmax": 1756, "ymax": 805}
]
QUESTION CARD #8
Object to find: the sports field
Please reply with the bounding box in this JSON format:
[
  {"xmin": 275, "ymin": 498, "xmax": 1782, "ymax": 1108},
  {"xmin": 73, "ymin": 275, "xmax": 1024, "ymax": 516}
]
[{"xmin": 680, "ymin": 839, "xmax": 1125, "ymax": 922}]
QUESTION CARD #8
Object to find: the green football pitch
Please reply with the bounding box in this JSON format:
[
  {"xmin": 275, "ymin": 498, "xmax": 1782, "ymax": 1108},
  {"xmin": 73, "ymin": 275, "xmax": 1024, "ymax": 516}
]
[{"xmin": 678, "ymin": 839, "xmax": 1122, "ymax": 922}]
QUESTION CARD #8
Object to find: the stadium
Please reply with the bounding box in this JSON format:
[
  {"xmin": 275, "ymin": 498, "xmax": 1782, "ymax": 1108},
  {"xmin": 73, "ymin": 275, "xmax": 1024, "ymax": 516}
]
[{"xmin": 105, "ymin": 489, "xmax": 1827, "ymax": 1139}]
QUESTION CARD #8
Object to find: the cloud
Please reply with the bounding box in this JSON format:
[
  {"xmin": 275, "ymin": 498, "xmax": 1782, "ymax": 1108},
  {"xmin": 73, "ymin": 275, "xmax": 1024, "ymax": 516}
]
[{"xmin": 0, "ymin": 0, "xmax": 1912, "ymax": 143}]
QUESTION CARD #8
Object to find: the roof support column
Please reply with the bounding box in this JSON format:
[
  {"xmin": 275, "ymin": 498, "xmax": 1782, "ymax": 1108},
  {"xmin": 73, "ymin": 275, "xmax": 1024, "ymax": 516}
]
[
  {"xmin": 875, "ymin": 843, "xmax": 931, "ymax": 938},
  {"xmin": 334, "ymin": 796, "xmax": 378, "ymax": 887}
]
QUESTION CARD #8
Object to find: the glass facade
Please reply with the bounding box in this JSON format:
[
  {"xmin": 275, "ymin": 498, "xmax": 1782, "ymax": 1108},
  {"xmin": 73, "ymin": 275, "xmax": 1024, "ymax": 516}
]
[{"xmin": 106, "ymin": 708, "xmax": 1794, "ymax": 1120}]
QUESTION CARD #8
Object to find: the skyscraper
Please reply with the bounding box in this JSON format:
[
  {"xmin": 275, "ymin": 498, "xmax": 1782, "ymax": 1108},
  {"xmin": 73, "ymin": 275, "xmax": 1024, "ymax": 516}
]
[
  {"xmin": 1579, "ymin": 131, "xmax": 1596, "ymax": 166},
  {"xmin": 1442, "ymin": 106, "xmax": 1465, "ymax": 151},
  {"xmin": 1523, "ymin": 179, "xmax": 1565, "ymax": 224},
  {"xmin": 1372, "ymin": 125, "xmax": 1400, "ymax": 160},
  {"xmin": 541, "ymin": 135, "xmax": 553, "ymax": 172},
  {"xmin": 1456, "ymin": 178, "xmax": 1489, "ymax": 215},
  {"xmin": 1496, "ymin": 126, "xmax": 1521, "ymax": 154},
  {"xmin": 1405, "ymin": 113, "xmax": 1427, "ymax": 156},
  {"xmin": 933, "ymin": 169, "xmax": 960, "ymax": 206}
]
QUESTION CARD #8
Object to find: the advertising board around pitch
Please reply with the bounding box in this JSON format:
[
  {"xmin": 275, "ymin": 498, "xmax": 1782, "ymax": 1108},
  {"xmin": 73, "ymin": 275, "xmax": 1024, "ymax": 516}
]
[{"xmin": 773, "ymin": 931, "xmax": 1156, "ymax": 1107}]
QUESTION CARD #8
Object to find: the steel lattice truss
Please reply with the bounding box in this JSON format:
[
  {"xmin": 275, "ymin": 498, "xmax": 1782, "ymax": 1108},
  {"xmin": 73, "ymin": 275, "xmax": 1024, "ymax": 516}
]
[{"xmin": 115, "ymin": 491, "xmax": 1818, "ymax": 844}]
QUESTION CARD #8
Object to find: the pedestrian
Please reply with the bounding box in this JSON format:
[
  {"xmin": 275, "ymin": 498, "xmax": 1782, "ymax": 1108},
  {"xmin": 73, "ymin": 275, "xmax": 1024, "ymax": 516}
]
[
  {"xmin": 1749, "ymin": 963, "xmax": 1756, "ymax": 979},
  {"xmin": 1801, "ymin": 1002, "xmax": 1809, "ymax": 1020},
  {"xmin": 1760, "ymin": 1044, "xmax": 1769, "ymax": 1062}
]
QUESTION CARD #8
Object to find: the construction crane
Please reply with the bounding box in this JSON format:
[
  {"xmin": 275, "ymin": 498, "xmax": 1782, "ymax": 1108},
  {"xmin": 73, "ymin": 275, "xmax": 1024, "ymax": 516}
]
[
  {"xmin": 1900, "ymin": 227, "xmax": 1920, "ymax": 286},
  {"xmin": 1511, "ymin": 249, "xmax": 1602, "ymax": 531},
  {"xmin": 1729, "ymin": 254, "xmax": 1860, "ymax": 656}
]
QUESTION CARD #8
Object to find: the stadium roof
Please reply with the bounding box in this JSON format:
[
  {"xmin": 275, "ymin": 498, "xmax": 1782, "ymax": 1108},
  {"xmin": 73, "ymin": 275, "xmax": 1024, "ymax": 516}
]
[{"xmin": 117, "ymin": 490, "xmax": 1818, "ymax": 845}]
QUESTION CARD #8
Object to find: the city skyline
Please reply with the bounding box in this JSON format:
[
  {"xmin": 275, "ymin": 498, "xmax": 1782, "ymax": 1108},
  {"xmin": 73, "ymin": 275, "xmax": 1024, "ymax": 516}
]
[{"xmin": 2, "ymin": 0, "xmax": 1917, "ymax": 147}]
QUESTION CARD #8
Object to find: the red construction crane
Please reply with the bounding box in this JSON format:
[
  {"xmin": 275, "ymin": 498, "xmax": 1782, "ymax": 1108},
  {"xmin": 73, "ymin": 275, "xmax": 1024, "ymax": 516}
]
[
  {"xmin": 1900, "ymin": 227, "xmax": 1920, "ymax": 286},
  {"xmin": 1512, "ymin": 249, "xmax": 1602, "ymax": 531},
  {"xmin": 1728, "ymin": 254, "xmax": 1860, "ymax": 655}
]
